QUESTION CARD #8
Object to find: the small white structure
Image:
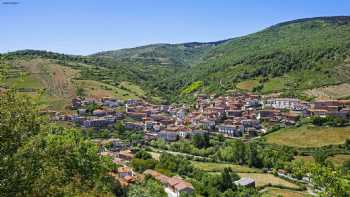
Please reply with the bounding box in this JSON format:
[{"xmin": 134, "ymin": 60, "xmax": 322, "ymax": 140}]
[{"xmin": 234, "ymin": 177, "xmax": 255, "ymax": 187}]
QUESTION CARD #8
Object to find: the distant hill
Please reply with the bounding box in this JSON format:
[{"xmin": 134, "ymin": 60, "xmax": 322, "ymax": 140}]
[
  {"xmin": 92, "ymin": 40, "xmax": 230, "ymax": 67},
  {"xmin": 2, "ymin": 16, "xmax": 350, "ymax": 103},
  {"xmin": 0, "ymin": 52, "xmax": 162, "ymax": 110}
]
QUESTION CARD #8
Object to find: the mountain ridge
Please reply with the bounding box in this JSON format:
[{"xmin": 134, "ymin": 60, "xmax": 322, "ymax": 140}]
[{"xmin": 2, "ymin": 16, "xmax": 350, "ymax": 103}]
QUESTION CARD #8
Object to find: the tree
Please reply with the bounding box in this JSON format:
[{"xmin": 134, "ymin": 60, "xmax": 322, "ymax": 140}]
[
  {"xmin": 233, "ymin": 140, "xmax": 246, "ymax": 164},
  {"xmin": 135, "ymin": 150, "xmax": 153, "ymax": 160},
  {"xmin": 312, "ymin": 149, "xmax": 328, "ymax": 165},
  {"xmin": 289, "ymin": 160, "xmax": 309, "ymax": 179},
  {"xmin": 76, "ymin": 86, "xmax": 86, "ymax": 97},
  {"xmin": 192, "ymin": 133, "xmax": 210, "ymax": 149},
  {"xmin": 310, "ymin": 164, "xmax": 350, "ymax": 197},
  {"xmin": 0, "ymin": 90, "xmax": 42, "ymax": 158},
  {"xmin": 0, "ymin": 59, "xmax": 10, "ymax": 82},
  {"xmin": 115, "ymin": 121, "xmax": 126, "ymax": 132},
  {"xmin": 86, "ymin": 102, "xmax": 99, "ymax": 114},
  {"xmin": 342, "ymin": 160, "xmax": 350, "ymax": 172},
  {"xmin": 247, "ymin": 143, "xmax": 261, "ymax": 168},
  {"xmin": 220, "ymin": 168, "xmax": 237, "ymax": 192},
  {"xmin": 345, "ymin": 139, "xmax": 350, "ymax": 150},
  {"xmin": 0, "ymin": 91, "xmax": 116, "ymax": 196},
  {"xmin": 128, "ymin": 178, "xmax": 167, "ymax": 197},
  {"xmin": 157, "ymin": 153, "xmax": 193, "ymax": 176},
  {"xmin": 131, "ymin": 158, "xmax": 157, "ymax": 172}
]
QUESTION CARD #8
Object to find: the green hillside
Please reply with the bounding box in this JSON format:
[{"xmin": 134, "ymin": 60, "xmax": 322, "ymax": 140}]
[
  {"xmin": 2, "ymin": 16, "xmax": 350, "ymax": 103},
  {"xmin": 177, "ymin": 16, "xmax": 350, "ymax": 99},
  {"xmin": 92, "ymin": 40, "xmax": 229, "ymax": 67},
  {"xmin": 0, "ymin": 54, "xmax": 158, "ymax": 110}
]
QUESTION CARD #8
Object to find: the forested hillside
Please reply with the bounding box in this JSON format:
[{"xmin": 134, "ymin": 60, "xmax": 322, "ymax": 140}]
[
  {"xmin": 175, "ymin": 16, "xmax": 350, "ymax": 100},
  {"xmin": 92, "ymin": 40, "xmax": 229, "ymax": 67}
]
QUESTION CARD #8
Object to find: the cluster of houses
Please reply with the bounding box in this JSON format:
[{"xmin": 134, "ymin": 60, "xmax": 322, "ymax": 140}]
[
  {"xmin": 53, "ymin": 97, "xmax": 124, "ymax": 128},
  {"xmin": 154, "ymin": 94, "xmax": 350, "ymax": 140},
  {"xmin": 49, "ymin": 93, "xmax": 350, "ymax": 143},
  {"xmin": 100, "ymin": 144, "xmax": 137, "ymax": 186},
  {"xmin": 68, "ymin": 94, "xmax": 350, "ymax": 195}
]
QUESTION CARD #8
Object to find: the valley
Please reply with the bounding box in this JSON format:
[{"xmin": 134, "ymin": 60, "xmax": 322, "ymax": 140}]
[{"xmin": 1, "ymin": 16, "xmax": 350, "ymax": 197}]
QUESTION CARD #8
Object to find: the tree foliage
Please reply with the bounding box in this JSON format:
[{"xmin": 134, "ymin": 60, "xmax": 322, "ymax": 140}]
[{"xmin": 0, "ymin": 91, "xmax": 116, "ymax": 196}]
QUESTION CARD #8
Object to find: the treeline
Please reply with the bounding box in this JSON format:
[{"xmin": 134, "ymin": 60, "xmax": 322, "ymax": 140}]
[
  {"xmin": 131, "ymin": 150, "xmax": 261, "ymax": 197},
  {"xmin": 287, "ymin": 159, "xmax": 350, "ymax": 196},
  {"xmin": 151, "ymin": 137, "xmax": 295, "ymax": 169},
  {"xmin": 174, "ymin": 17, "xmax": 350, "ymax": 99},
  {"xmin": 311, "ymin": 115, "xmax": 349, "ymax": 127},
  {"xmin": 132, "ymin": 151, "xmax": 193, "ymax": 177}
]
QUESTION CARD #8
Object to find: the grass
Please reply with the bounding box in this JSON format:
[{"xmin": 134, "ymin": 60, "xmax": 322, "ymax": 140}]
[
  {"xmin": 238, "ymin": 173, "xmax": 300, "ymax": 189},
  {"xmin": 265, "ymin": 124, "xmax": 350, "ymax": 147},
  {"xmin": 120, "ymin": 81, "xmax": 146, "ymax": 96},
  {"xmin": 293, "ymin": 156, "xmax": 315, "ymax": 164},
  {"xmin": 5, "ymin": 58, "xmax": 154, "ymax": 104},
  {"xmin": 191, "ymin": 161, "xmax": 262, "ymax": 173},
  {"xmin": 262, "ymin": 187, "xmax": 311, "ymax": 197},
  {"xmin": 326, "ymin": 154, "xmax": 350, "ymax": 167},
  {"xmin": 76, "ymin": 80, "xmax": 141, "ymax": 100},
  {"xmin": 236, "ymin": 79, "xmax": 260, "ymax": 91},
  {"xmin": 119, "ymin": 81, "xmax": 163, "ymax": 102},
  {"xmin": 294, "ymin": 154, "xmax": 350, "ymax": 167},
  {"xmin": 18, "ymin": 92, "xmax": 70, "ymax": 111},
  {"xmin": 148, "ymin": 152, "xmax": 160, "ymax": 160},
  {"xmin": 181, "ymin": 81, "xmax": 203, "ymax": 95},
  {"xmin": 304, "ymin": 83, "xmax": 350, "ymax": 100},
  {"xmin": 5, "ymin": 75, "xmax": 44, "ymax": 90},
  {"xmin": 262, "ymin": 77, "xmax": 288, "ymax": 93}
]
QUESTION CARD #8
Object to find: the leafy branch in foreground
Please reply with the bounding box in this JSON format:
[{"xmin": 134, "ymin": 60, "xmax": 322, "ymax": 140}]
[{"xmin": 0, "ymin": 91, "xmax": 118, "ymax": 196}]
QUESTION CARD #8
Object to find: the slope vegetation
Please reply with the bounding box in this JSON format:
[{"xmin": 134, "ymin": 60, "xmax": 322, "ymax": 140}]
[
  {"xmin": 3, "ymin": 16, "xmax": 350, "ymax": 103},
  {"xmin": 178, "ymin": 16, "xmax": 350, "ymax": 99}
]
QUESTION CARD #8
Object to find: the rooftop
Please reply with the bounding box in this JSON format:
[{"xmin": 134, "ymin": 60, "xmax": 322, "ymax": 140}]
[{"xmin": 235, "ymin": 177, "xmax": 255, "ymax": 186}]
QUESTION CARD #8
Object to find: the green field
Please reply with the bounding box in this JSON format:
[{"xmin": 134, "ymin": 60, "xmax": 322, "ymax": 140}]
[
  {"xmin": 262, "ymin": 187, "xmax": 311, "ymax": 197},
  {"xmin": 120, "ymin": 81, "xmax": 146, "ymax": 96},
  {"xmin": 293, "ymin": 156, "xmax": 315, "ymax": 164},
  {"xmin": 76, "ymin": 80, "xmax": 140, "ymax": 100},
  {"xmin": 265, "ymin": 125, "xmax": 350, "ymax": 147},
  {"xmin": 191, "ymin": 161, "xmax": 262, "ymax": 173},
  {"xmin": 295, "ymin": 154, "xmax": 350, "ymax": 167},
  {"xmin": 327, "ymin": 154, "xmax": 350, "ymax": 166},
  {"xmin": 236, "ymin": 79, "xmax": 260, "ymax": 91},
  {"xmin": 238, "ymin": 173, "xmax": 300, "ymax": 189},
  {"xmin": 5, "ymin": 75, "xmax": 44, "ymax": 90},
  {"xmin": 262, "ymin": 77, "xmax": 289, "ymax": 93}
]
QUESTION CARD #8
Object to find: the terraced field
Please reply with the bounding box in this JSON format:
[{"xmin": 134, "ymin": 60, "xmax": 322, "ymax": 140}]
[
  {"xmin": 238, "ymin": 173, "xmax": 300, "ymax": 189},
  {"xmin": 305, "ymin": 83, "xmax": 350, "ymax": 100},
  {"xmin": 75, "ymin": 80, "xmax": 143, "ymax": 100},
  {"xmin": 191, "ymin": 161, "xmax": 262, "ymax": 173},
  {"xmin": 3, "ymin": 58, "xmax": 153, "ymax": 110},
  {"xmin": 262, "ymin": 187, "xmax": 311, "ymax": 197},
  {"xmin": 236, "ymin": 80, "xmax": 259, "ymax": 91}
]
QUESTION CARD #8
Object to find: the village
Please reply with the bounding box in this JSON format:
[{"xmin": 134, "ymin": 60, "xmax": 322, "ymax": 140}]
[
  {"xmin": 43, "ymin": 92, "xmax": 350, "ymax": 196},
  {"xmin": 52, "ymin": 93, "xmax": 350, "ymax": 141}
]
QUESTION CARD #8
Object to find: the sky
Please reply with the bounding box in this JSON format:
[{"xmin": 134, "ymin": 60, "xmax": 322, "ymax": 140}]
[{"xmin": 1, "ymin": 0, "xmax": 350, "ymax": 55}]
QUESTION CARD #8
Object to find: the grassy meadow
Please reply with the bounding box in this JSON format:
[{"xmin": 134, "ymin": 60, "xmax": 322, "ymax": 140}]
[
  {"xmin": 265, "ymin": 125, "xmax": 350, "ymax": 147},
  {"xmin": 191, "ymin": 161, "xmax": 262, "ymax": 173},
  {"xmin": 237, "ymin": 173, "xmax": 300, "ymax": 189},
  {"xmin": 262, "ymin": 187, "xmax": 311, "ymax": 197}
]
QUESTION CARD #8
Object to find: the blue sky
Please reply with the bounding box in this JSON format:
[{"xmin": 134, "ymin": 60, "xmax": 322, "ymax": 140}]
[{"xmin": 1, "ymin": 0, "xmax": 350, "ymax": 55}]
